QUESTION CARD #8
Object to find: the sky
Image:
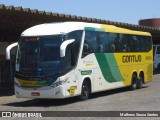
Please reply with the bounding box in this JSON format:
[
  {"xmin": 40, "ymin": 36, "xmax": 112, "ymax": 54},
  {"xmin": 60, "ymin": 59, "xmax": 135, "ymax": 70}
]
[{"xmin": 0, "ymin": 0, "xmax": 160, "ymax": 25}]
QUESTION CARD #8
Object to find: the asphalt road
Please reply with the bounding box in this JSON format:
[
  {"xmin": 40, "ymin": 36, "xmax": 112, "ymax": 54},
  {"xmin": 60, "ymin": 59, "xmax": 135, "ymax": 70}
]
[{"xmin": 0, "ymin": 73, "xmax": 160, "ymax": 120}]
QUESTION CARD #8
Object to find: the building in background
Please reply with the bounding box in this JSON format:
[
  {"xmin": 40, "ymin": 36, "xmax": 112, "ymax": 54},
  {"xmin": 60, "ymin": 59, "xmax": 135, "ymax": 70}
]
[
  {"xmin": 139, "ymin": 18, "xmax": 160, "ymax": 27},
  {"xmin": 139, "ymin": 18, "xmax": 160, "ymax": 44}
]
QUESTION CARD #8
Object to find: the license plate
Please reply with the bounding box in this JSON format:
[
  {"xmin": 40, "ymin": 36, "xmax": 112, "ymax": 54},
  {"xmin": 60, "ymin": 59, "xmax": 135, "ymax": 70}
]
[{"xmin": 31, "ymin": 92, "xmax": 40, "ymax": 96}]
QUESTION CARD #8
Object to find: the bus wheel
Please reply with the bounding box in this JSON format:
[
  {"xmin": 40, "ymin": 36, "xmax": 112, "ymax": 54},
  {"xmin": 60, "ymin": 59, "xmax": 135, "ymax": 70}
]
[
  {"xmin": 137, "ymin": 75, "xmax": 144, "ymax": 89},
  {"xmin": 130, "ymin": 74, "xmax": 137, "ymax": 90},
  {"xmin": 80, "ymin": 80, "xmax": 90, "ymax": 101}
]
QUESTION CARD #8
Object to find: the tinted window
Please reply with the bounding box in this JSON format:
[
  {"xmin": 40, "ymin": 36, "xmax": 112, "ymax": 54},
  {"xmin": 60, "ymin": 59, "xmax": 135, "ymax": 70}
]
[
  {"xmin": 82, "ymin": 30, "xmax": 152, "ymax": 57},
  {"xmin": 65, "ymin": 30, "xmax": 83, "ymax": 69}
]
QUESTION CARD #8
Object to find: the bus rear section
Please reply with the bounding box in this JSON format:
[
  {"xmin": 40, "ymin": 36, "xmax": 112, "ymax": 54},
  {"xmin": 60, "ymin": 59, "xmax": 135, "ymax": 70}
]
[{"xmin": 81, "ymin": 27, "xmax": 153, "ymax": 94}]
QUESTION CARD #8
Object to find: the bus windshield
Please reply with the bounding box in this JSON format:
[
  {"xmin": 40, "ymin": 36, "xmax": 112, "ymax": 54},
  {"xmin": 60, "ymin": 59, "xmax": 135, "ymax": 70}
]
[{"xmin": 16, "ymin": 36, "xmax": 65, "ymax": 77}]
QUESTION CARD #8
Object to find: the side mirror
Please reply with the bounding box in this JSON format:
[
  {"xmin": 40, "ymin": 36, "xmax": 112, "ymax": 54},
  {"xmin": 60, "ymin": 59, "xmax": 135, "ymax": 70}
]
[
  {"xmin": 6, "ymin": 42, "xmax": 18, "ymax": 60},
  {"xmin": 60, "ymin": 39, "xmax": 75, "ymax": 57}
]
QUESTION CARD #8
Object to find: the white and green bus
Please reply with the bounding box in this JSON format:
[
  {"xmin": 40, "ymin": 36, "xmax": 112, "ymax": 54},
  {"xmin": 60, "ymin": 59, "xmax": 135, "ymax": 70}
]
[{"xmin": 7, "ymin": 22, "xmax": 153, "ymax": 100}]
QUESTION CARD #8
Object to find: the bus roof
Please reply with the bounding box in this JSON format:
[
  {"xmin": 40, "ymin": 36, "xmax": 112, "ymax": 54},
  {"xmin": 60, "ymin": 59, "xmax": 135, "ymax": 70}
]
[{"xmin": 21, "ymin": 22, "xmax": 151, "ymax": 37}]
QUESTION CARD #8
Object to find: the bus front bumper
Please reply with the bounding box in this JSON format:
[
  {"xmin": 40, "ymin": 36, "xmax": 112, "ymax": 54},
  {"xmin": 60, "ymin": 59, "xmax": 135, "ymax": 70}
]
[{"xmin": 14, "ymin": 85, "xmax": 66, "ymax": 99}]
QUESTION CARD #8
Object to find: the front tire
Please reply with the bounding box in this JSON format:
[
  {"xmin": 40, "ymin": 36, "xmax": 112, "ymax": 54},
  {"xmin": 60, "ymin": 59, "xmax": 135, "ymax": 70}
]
[{"xmin": 79, "ymin": 80, "xmax": 90, "ymax": 101}]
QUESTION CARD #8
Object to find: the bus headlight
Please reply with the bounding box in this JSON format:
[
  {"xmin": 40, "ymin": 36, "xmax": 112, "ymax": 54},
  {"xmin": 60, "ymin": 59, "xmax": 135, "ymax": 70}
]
[
  {"xmin": 14, "ymin": 81, "xmax": 21, "ymax": 87},
  {"xmin": 50, "ymin": 77, "xmax": 68, "ymax": 88},
  {"xmin": 50, "ymin": 81, "xmax": 65, "ymax": 88}
]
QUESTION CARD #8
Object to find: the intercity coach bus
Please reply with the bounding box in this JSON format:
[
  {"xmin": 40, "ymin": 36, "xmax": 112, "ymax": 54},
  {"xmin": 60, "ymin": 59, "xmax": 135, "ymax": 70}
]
[{"xmin": 6, "ymin": 22, "xmax": 153, "ymax": 100}]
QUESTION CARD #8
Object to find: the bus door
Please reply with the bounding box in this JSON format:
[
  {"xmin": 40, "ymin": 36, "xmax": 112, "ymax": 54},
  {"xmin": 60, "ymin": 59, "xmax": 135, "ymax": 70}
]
[{"xmin": 64, "ymin": 46, "xmax": 78, "ymax": 97}]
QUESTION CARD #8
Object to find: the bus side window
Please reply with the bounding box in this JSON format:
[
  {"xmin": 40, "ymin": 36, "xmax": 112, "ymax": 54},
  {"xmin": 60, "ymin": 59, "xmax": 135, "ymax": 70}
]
[
  {"xmin": 66, "ymin": 30, "xmax": 83, "ymax": 66},
  {"xmin": 96, "ymin": 32, "xmax": 106, "ymax": 53},
  {"xmin": 122, "ymin": 44, "xmax": 127, "ymax": 52},
  {"xmin": 110, "ymin": 44, "xmax": 115, "ymax": 52},
  {"xmin": 98, "ymin": 44, "xmax": 103, "ymax": 52},
  {"xmin": 83, "ymin": 44, "xmax": 89, "ymax": 55},
  {"xmin": 82, "ymin": 31, "xmax": 94, "ymax": 58}
]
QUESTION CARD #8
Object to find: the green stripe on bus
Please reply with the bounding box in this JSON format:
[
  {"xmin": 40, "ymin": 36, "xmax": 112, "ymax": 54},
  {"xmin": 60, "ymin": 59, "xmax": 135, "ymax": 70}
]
[
  {"xmin": 95, "ymin": 53, "xmax": 124, "ymax": 83},
  {"xmin": 85, "ymin": 27, "xmax": 105, "ymax": 32}
]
